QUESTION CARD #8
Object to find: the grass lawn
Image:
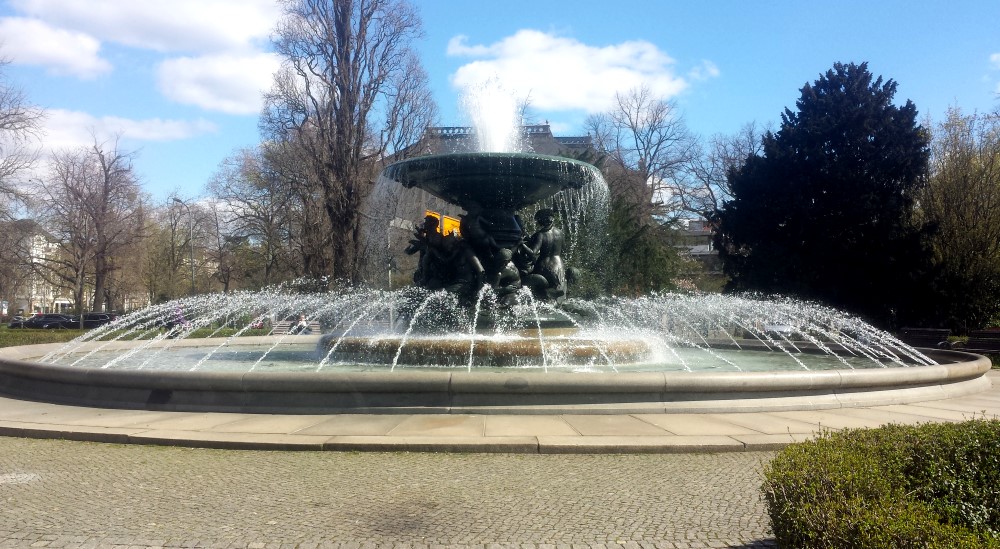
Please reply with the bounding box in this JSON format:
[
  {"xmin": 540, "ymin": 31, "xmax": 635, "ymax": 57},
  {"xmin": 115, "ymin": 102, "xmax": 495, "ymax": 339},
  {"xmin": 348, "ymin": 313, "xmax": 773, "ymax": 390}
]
[
  {"xmin": 0, "ymin": 325, "xmax": 274, "ymax": 349},
  {"xmin": 0, "ymin": 327, "xmax": 87, "ymax": 348}
]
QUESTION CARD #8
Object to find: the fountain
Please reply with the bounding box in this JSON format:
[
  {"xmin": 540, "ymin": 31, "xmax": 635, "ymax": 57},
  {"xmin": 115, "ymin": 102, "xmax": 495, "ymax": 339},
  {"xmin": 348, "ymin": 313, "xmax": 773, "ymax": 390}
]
[
  {"xmin": 0, "ymin": 154, "xmax": 990, "ymax": 414},
  {"xmin": 0, "ymin": 84, "xmax": 991, "ymax": 414}
]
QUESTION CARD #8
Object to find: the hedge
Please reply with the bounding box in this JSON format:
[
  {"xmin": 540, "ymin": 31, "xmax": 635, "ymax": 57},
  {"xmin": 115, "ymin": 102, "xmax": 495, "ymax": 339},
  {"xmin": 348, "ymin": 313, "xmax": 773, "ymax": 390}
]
[{"xmin": 762, "ymin": 419, "xmax": 1000, "ymax": 548}]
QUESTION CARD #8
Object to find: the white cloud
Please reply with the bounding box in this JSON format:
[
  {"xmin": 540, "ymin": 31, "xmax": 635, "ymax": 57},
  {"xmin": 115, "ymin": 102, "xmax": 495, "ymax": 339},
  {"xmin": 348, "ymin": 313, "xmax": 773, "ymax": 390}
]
[
  {"xmin": 0, "ymin": 17, "xmax": 111, "ymax": 78},
  {"xmin": 11, "ymin": 109, "xmax": 217, "ymax": 186},
  {"xmin": 9, "ymin": 0, "xmax": 280, "ymax": 53},
  {"xmin": 989, "ymin": 53, "xmax": 1000, "ymax": 94},
  {"xmin": 447, "ymin": 35, "xmax": 492, "ymax": 57},
  {"xmin": 447, "ymin": 30, "xmax": 711, "ymax": 114},
  {"xmin": 157, "ymin": 53, "xmax": 282, "ymax": 115},
  {"xmin": 688, "ymin": 60, "xmax": 720, "ymax": 81},
  {"xmin": 42, "ymin": 109, "xmax": 217, "ymax": 152},
  {"xmin": 5, "ymin": 0, "xmax": 283, "ymax": 112}
]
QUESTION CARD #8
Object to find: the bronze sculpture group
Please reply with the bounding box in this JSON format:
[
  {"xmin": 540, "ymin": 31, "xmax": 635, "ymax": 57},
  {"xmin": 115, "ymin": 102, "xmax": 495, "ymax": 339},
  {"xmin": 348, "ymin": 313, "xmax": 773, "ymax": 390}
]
[{"xmin": 405, "ymin": 208, "xmax": 567, "ymax": 304}]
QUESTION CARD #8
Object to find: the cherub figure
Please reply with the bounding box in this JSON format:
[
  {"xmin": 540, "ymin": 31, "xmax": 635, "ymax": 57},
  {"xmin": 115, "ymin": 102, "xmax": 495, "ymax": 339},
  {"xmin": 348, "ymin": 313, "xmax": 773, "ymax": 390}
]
[
  {"xmin": 522, "ymin": 208, "xmax": 567, "ymax": 301},
  {"xmin": 405, "ymin": 215, "xmax": 451, "ymax": 289}
]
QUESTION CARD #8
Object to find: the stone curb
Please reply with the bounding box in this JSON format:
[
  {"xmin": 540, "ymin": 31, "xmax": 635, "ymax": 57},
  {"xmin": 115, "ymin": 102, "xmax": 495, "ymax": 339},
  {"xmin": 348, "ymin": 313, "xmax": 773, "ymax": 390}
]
[{"xmin": 0, "ymin": 371, "xmax": 994, "ymax": 455}]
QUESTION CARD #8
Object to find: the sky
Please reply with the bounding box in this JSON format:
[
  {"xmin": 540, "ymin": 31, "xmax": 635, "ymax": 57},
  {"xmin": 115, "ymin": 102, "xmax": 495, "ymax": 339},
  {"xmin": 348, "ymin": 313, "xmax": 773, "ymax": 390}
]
[{"xmin": 2, "ymin": 0, "xmax": 999, "ymax": 202}]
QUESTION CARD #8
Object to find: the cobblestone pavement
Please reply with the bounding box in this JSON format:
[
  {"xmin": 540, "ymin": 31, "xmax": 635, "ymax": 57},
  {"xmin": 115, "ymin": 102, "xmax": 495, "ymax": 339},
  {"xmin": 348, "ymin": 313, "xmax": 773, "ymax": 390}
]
[{"xmin": 0, "ymin": 437, "xmax": 776, "ymax": 548}]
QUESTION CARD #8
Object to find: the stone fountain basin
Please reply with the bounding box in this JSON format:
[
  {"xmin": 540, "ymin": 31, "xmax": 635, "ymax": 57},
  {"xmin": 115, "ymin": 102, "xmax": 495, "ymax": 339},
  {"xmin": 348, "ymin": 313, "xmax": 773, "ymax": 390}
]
[
  {"xmin": 381, "ymin": 152, "xmax": 599, "ymax": 211},
  {"xmin": 0, "ymin": 338, "xmax": 991, "ymax": 415}
]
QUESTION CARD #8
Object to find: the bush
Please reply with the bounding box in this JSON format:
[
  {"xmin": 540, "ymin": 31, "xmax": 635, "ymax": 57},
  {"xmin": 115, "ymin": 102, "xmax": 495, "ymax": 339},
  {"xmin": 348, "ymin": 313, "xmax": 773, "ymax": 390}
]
[{"xmin": 762, "ymin": 420, "xmax": 1000, "ymax": 548}]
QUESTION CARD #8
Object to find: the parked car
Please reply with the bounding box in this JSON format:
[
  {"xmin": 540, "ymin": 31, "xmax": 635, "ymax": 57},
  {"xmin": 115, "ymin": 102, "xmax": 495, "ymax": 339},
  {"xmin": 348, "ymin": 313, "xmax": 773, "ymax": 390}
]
[
  {"xmin": 68, "ymin": 312, "xmax": 117, "ymax": 329},
  {"xmin": 10, "ymin": 313, "xmax": 77, "ymax": 329},
  {"xmin": 7, "ymin": 315, "xmax": 29, "ymax": 328}
]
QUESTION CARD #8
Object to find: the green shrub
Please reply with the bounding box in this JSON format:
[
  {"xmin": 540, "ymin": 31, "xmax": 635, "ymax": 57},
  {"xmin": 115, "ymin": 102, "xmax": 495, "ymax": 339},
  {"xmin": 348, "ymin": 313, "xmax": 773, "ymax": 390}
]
[
  {"xmin": 903, "ymin": 421, "xmax": 1000, "ymax": 539},
  {"xmin": 763, "ymin": 420, "xmax": 1000, "ymax": 548}
]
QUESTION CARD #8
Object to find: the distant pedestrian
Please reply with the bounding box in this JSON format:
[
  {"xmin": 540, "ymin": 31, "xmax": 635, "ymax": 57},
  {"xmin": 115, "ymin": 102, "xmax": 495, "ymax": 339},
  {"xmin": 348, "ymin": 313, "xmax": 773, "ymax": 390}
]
[{"xmin": 291, "ymin": 314, "xmax": 311, "ymax": 335}]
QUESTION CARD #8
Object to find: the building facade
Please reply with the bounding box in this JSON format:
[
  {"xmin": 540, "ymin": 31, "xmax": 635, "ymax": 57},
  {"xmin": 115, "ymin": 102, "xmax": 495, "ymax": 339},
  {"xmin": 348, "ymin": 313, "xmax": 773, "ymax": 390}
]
[{"xmin": 3, "ymin": 222, "xmax": 74, "ymax": 316}]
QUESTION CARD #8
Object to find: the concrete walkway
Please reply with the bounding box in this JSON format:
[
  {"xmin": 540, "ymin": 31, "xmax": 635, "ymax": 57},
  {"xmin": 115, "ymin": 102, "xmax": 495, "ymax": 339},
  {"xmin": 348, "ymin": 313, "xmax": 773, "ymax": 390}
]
[{"xmin": 1, "ymin": 370, "xmax": 998, "ymax": 453}]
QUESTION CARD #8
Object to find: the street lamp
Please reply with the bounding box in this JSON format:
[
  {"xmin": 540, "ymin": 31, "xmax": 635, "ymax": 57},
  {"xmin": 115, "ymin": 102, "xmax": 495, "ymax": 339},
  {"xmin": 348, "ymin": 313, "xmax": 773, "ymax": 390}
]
[{"xmin": 172, "ymin": 197, "xmax": 196, "ymax": 295}]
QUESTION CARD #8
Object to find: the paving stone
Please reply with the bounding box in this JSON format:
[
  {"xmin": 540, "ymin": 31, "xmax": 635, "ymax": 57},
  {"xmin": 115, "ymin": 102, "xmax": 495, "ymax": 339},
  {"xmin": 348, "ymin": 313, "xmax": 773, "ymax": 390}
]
[
  {"xmin": 294, "ymin": 415, "xmax": 410, "ymax": 436},
  {"xmin": 631, "ymin": 414, "xmax": 761, "ymax": 436},
  {"xmin": 388, "ymin": 415, "xmax": 486, "ymax": 436},
  {"xmin": 0, "ymin": 438, "xmax": 776, "ymax": 547},
  {"xmin": 207, "ymin": 415, "xmax": 331, "ymax": 434},
  {"xmin": 559, "ymin": 416, "xmax": 671, "ymax": 436},
  {"xmin": 483, "ymin": 416, "xmax": 578, "ymax": 437}
]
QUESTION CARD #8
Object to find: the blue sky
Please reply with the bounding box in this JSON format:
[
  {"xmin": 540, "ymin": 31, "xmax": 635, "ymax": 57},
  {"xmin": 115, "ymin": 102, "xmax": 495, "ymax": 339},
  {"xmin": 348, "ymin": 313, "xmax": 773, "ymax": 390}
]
[{"xmin": 3, "ymin": 0, "xmax": 999, "ymax": 202}]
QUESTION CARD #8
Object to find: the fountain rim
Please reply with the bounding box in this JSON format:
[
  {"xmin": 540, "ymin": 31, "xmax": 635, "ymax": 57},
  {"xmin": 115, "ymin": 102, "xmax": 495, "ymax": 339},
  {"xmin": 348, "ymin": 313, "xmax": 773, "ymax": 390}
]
[
  {"xmin": 379, "ymin": 151, "xmax": 600, "ymax": 206},
  {"xmin": 383, "ymin": 151, "xmax": 602, "ymax": 174},
  {"xmin": 0, "ymin": 339, "xmax": 990, "ymax": 415}
]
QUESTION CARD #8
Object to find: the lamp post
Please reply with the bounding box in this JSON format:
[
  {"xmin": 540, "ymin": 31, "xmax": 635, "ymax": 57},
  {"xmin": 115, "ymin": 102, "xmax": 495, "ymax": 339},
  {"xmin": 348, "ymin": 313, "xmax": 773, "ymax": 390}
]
[{"xmin": 172, "ymin": 197, "xmax": 196, "ymax": 295}]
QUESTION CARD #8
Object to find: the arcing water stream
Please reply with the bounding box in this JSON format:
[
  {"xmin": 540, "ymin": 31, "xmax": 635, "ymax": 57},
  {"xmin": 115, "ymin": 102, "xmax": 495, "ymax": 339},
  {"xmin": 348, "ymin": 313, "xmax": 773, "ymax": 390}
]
[{"xmin": 37, "ymin": 286, "xmax": 936, "ymax": 374}]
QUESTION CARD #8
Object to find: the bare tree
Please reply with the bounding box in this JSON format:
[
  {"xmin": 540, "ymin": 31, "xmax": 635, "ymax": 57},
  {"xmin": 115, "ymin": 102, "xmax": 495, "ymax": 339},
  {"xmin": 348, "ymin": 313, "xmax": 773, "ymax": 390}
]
[
  {"xmin": 581, "ymin": 87, "xmax": 698, "ymax": 293},
  {"xmin": 0, "ymin": 59, "xmax": 44, "ymax": 217},
  {"xmin": 88, "ymin": 138, "xmax": 146, "ymax": 310},
  {"xmin": 260, "ymin": 0, "xmax": 437, "ymax": 281},
  {"xmin": 0, "ymin": 59, "xmax": 45, "ymax": 315},
  {"xmin": 203, "ymin": 201, "xmax": 239, "ymax": 292},
  {"xmin": 208, "ymin": 146, "xmax": 296, "ymax": 287},
  {"xmin": 141, "ymin": 204, "xmax": 189, "ymax": 303},
  {"xmin": 0, "ymin": 218, "xmax": 36, "ymax": 315},
  {"xmin": 669, "ymin": 122, "xmax": 770, "ymax": 220},
  {"xmin": 33, "ymin": 149, "xmax": 98, "ymax": 312},
  {"xmin": 33, "ymin": 137, "xmax": 145, "ymax": 313},
  {"xmin": 102, "ymin": 218, "xmax": 150, "ymax": 312},
  {"xmin": 255, "ymin": 139, "xmax": 333, "ymax": 278},
  {"xmin": 586, "ymin": 86, "xmax": 697, "ymax": 222}
]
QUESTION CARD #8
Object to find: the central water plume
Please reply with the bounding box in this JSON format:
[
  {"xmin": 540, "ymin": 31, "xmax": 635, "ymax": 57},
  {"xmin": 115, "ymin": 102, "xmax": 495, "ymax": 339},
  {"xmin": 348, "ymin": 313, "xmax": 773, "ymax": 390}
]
[{"xmin": 460, "ymin": 78, "xmax": 524, "ymax": 153}]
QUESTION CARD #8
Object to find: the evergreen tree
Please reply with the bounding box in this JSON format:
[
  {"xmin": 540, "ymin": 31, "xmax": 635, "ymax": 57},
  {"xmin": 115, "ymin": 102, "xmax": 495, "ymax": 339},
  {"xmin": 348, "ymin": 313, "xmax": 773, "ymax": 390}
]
[{"xmin": 716, "ymin": 62, "xmax": 931, "ymax": 327}]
